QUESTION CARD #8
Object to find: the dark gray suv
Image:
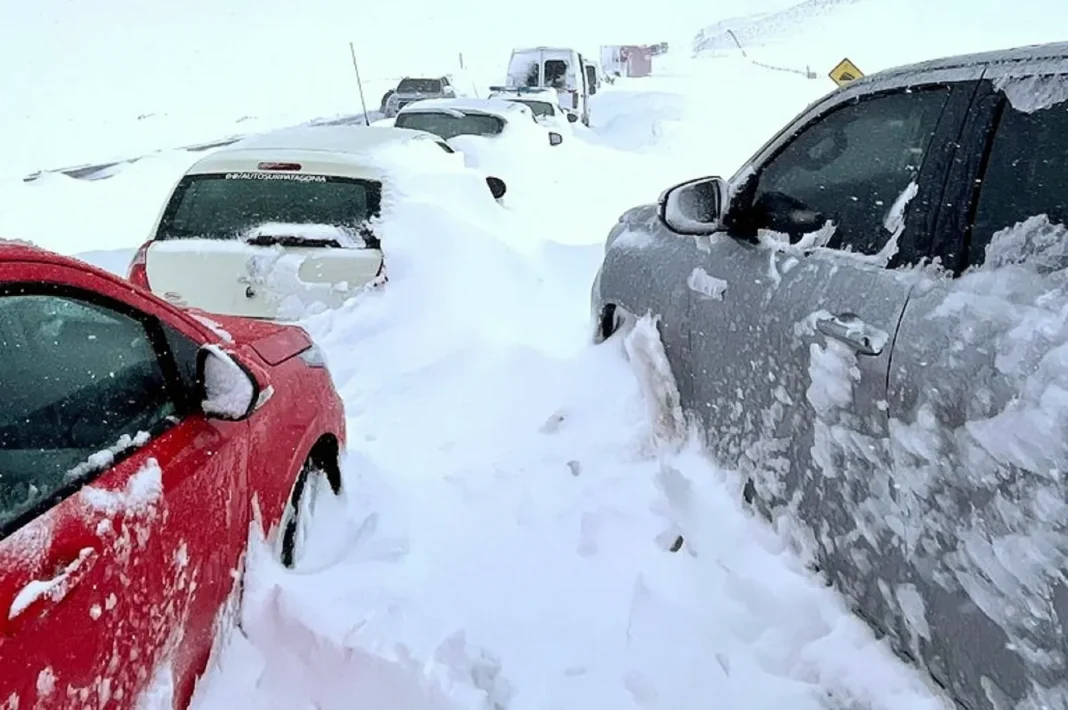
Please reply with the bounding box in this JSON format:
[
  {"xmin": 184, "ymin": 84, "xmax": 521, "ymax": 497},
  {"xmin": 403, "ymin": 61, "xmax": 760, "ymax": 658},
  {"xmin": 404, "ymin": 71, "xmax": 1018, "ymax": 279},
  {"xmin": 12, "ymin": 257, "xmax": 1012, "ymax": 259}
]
[{"xmin": 591, "ymin": 41, "xmax": 1068, "ymax": 710}]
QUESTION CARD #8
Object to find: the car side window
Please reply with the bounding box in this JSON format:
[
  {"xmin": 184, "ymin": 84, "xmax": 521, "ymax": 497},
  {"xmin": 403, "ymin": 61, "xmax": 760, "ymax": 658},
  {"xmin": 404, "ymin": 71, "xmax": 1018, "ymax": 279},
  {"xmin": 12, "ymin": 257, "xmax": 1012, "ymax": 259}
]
[
  {"xmin": 0, "ymin": 292, "xmax": 179, "ymax": 531},
  {"xmin": 747, "ymin": 88, "xmax": 950, "ymax": 256},
  {"xmin": 968, "ymin": 93, "xmax": 1068, "ymax": 268}
]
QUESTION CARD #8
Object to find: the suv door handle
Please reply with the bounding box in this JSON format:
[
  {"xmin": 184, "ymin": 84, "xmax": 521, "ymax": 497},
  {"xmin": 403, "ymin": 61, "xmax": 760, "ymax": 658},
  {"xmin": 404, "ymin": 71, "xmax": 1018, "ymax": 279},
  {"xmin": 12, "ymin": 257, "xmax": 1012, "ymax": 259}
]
[{"xmin": 815, "ymin": 312, "xmax": 887, "ymax": 356}]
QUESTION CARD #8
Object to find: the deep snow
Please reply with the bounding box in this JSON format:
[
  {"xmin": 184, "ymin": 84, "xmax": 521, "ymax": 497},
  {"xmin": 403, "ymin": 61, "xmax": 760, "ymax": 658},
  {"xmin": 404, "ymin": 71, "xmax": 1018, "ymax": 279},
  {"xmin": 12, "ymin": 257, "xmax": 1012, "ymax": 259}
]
[{"xmin": 3, "ymin": 0, "xmax": 1067, "ymax": 707}]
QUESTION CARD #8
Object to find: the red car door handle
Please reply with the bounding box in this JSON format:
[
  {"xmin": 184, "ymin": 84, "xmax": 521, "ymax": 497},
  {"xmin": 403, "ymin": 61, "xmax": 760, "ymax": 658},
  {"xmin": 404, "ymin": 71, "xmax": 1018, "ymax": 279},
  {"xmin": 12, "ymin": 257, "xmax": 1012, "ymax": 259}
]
[{"xmin": 6, "ymin": 547, "xmax": 99, "ymax": 628}]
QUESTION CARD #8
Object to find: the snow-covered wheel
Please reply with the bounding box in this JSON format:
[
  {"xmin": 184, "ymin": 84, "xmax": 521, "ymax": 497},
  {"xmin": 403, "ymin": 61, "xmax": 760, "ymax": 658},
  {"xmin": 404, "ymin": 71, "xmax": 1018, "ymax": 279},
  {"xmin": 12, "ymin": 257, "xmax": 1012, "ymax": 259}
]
[{"xmin": 279, "ymin": 448, "xmax": 341, "ymax": 569}]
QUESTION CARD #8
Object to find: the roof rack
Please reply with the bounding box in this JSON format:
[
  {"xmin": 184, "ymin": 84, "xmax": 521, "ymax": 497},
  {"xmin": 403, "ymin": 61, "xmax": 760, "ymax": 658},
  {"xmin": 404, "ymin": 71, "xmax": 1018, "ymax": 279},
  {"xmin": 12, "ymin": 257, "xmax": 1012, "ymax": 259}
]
[{"xmin": 488, "ymin": 85, "xmax": 546, "ymax": 94}]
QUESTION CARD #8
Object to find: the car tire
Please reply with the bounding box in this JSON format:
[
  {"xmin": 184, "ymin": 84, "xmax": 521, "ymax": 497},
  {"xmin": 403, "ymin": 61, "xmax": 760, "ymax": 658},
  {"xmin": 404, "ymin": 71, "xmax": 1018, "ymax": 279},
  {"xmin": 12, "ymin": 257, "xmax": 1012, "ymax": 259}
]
[{"xmin": 279, "ymin": 451, "xmax": 342, "ymax": 569}]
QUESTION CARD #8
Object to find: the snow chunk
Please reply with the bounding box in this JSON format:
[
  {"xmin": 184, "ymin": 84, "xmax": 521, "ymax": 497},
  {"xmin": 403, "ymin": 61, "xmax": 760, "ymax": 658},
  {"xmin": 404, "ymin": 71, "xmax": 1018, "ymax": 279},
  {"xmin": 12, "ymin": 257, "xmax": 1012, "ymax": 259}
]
[
  {"xmin": 191, "ymin": 314, "xmax": 234, "ymax": 343},
  {"xmin": 66, "ymin": 431, "xmax": 151, "ymax": 481},
  {"xmin": 201, "ymin": 345, "xmax": 255, "ymax": 419},
  {"xmin": 82, "ymin": 458, "xmax": 163, "ymax": 514},
  {"xmin": 36, "ymin": 668, "xmax": 55, "ymax": 697},
  {"xmin": 884, "ymin": 181, "xmax": 919, "ymax": 235},
  {"xmin": 994, "ymin": 74, "xmax": 1068, "ymax": 114},
  {"xmin": 686, "ymin": 267, "xmax": 727, "ymax": 300},
  {"xmin": 9, "ymin": 547, "xmax": 95, "ymax": 620},
  {"xmin": 982, "ymin": 214, "xmax": 1068, "ymax": 273}
]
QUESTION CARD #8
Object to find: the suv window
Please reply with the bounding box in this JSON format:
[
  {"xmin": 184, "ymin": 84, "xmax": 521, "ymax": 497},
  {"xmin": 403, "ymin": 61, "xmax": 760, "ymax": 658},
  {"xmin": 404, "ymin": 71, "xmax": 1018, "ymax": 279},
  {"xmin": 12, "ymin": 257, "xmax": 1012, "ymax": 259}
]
[
  {"xmin": 969, "ymin": 94, "xmax": 1068, "ymax": 267},
  {"xmin": 156, "ymin": 174, "xmax": 381, "ymax": 241},
  {"xmin": 747, "ymin": 88, "xmax": 950, "ymax": 256},
  {"xmin": 397, "ymin": 78, "xmax": 442, "ymax": 93},
  {"xmin": 0, "ymin": 293, "xmax": 177, "ymax": 530}
]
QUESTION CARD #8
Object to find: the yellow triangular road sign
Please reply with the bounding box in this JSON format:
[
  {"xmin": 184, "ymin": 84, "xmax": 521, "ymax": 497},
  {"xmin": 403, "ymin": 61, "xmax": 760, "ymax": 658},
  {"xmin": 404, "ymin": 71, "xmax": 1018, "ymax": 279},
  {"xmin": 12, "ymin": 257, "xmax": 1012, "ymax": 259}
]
[{"xmin": 829, "ymin": 57, "xmax": 864, "ymax": 87}]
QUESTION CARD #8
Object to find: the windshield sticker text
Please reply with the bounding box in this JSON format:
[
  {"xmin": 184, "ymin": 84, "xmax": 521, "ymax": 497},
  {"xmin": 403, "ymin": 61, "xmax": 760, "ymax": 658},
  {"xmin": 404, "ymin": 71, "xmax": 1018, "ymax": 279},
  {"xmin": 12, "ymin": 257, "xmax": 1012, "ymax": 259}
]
[{"xmin": 225, "ymin": 172, "xmax": 327, "ymax": 183}]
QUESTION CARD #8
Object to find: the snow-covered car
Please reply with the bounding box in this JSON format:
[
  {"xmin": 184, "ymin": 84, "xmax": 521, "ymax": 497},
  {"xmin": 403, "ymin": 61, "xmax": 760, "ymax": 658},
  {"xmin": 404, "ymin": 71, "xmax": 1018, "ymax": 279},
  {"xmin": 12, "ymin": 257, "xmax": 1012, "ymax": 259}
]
[
  {"xmin": 382, "ymin": 75, "xmax": 458, "ymax": 118},
  {"xmin": 487, "ymin": 85, "xmax": 578, "ymax": 131},
  {"xmin": 0, "ymin": 241, "xmax": 345, "ymax": 707},
  {"xmin": 394, "ymin": 97, "xmax": 564, "ymax": 149},
  {"xmin": 128, "ymin": 125, "xmax": 508, "ymax": 321},
  {"xmin": 591, "ymin": 42, "xmax": 1068, "ymax": 710}
]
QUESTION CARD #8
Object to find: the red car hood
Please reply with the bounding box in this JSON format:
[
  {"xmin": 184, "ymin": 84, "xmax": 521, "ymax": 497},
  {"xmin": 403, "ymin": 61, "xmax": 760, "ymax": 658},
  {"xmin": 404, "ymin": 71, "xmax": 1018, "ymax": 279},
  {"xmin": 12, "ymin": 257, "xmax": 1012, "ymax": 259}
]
[{"xmin": 191, "ymin": 310, "xmax": 312, "ymax": 367}]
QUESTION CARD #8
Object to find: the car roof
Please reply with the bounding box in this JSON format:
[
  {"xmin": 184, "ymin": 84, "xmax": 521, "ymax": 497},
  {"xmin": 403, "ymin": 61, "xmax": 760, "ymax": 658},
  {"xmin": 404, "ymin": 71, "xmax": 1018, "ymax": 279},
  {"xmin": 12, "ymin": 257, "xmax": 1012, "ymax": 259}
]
[
  {"xmin": 219, "ymin": 125, "xmax": 435, "ymax": 154},
  {"xmin": 184, "ymin": 125, "xmax": 445, "ymax": 175},
  {"xmin": 512, "ymin": 46, "xmax": 578, "ymax": 55},
  {"xmin": 489, "ymin": 87, "xmax": 558, "ymax": 99},
  {"xmin": 0, "ymin": 240, "xmax": 60, "ymax": 265},
  {"xmin": 849, "ymin": 41, "xmax": 1068, "ymax": 89},
  {"xmin": 396, "ymin": 97, "xmax": 531, "ymax": 119},
  {"xmin": 0, "ymin": 240, "xmax": 137, "ymax": 290}
]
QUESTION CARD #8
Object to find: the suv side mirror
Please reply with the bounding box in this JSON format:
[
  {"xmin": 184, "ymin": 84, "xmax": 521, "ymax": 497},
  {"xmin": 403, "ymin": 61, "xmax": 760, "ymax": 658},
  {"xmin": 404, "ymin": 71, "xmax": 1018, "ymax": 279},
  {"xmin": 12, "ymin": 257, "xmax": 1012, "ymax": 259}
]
[
  {"xmin": 486, "ymin": 176, "xmax": 507, "ymax": 199},
  {"xmin": 566, "ymin": 112, "xmax": 579, "ymax": 124},
  {"xmin": 659, "ymin": 176, "xmax": 730, "ymax": 235},
  {"xmin": 548, "ymin": 132, "xmax": 564, "ymax": 146},
  {"xmin": 197, "ymin": 345, "xmax": 263, "ymax": 421}
]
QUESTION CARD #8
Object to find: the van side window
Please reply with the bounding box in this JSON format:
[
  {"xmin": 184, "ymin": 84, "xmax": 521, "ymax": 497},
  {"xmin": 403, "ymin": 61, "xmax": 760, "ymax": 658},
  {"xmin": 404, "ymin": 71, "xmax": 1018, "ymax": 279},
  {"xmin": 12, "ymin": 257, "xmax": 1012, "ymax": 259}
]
[
  {"xmin": 544, "ymin": 60, "xmax": 568, "ymax": 89},
  {"xmin": 746, "ymin": 87, "xmax": 950, "ymax": 258},
  {"xmin": 968, "ymin": 95, "xmax": 1068, "ymax": 268}
]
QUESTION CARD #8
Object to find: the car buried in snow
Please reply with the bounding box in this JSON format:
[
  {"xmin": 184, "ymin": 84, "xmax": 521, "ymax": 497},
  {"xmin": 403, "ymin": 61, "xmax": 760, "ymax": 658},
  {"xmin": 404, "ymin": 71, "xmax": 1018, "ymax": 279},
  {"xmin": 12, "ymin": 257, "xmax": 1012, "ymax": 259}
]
[
  {"xmin": 128, "ymin": 125, "xmax": 508, "ymax": 321},
  {"xmin": 382, "ymin": 75, "xmax": 459, "ymax": 118},
  {"xmin": 487, "ymin": 85, "xmax": 579, "ymax": 131},
  {"xmin": 393, "ymin": 97, "xmax": 565, "ymax": 150},
  {"xmin": 0, "ymin": 240, "xmax": 345, "ymax": 707},
  {"xmin": 590, "ymin": 41, "xmax": 1068, "ymax": 710}
]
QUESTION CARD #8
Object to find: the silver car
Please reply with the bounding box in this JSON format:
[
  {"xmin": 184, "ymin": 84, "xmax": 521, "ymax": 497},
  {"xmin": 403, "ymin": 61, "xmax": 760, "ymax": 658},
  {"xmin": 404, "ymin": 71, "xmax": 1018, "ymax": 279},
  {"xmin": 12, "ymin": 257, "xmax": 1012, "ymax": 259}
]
[
  {"xmin": 383, "ymin": 76, "xmax": 456, "ymax": 118},
  {"xmin": 591, "ymin": 42, "xmax": 1068, "ymax": 710}
]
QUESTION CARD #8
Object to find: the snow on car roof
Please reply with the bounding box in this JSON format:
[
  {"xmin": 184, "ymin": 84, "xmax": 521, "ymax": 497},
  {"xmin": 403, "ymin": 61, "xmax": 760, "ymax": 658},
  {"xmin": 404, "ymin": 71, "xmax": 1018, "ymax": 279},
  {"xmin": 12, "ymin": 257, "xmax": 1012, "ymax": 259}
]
[
  {"xmin": 185, "ymin": 125, "xmax": 452, "ymax": 177},
  {"xmin": 395, "ymin": 98, "xmax": 533, "ymax": 120},
  {"xmin": 488, "ymin": 87, "xmax": 558, "ymax": 100},
  {"xmin": 220, "ymin": 125, "xmax": 436, "ymax": 155}
]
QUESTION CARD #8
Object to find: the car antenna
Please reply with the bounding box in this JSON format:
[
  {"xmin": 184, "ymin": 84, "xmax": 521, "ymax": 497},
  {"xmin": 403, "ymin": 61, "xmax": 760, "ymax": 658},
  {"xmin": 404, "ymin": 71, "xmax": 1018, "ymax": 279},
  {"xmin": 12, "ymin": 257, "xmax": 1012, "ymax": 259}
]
[{"xmin": 348, "ymin": 42, "xmax": 371, "ymax": 126}]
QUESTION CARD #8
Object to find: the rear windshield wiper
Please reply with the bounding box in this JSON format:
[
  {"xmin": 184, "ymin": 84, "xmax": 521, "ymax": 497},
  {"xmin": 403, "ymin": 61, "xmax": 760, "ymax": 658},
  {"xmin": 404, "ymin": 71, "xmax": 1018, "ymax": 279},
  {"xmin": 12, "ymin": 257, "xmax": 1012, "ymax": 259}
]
[{"xmin": 244, "ymin": 235, "xmax": 343, "ymax": 248}]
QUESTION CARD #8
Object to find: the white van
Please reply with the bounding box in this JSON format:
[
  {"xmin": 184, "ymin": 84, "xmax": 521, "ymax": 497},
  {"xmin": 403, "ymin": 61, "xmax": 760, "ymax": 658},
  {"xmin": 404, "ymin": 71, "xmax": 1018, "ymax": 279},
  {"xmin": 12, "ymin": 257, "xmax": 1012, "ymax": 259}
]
[{"xmin": 506, "ymin": 47, "xmax": 591, "ymax": 126}]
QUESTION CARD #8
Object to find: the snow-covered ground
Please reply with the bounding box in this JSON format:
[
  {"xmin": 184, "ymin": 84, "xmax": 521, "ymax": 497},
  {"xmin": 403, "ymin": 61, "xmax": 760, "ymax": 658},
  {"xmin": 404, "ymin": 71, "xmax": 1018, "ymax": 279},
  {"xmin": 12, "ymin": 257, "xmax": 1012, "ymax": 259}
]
[{"xmin": 4, "ymin": 0, "xmax": 1068, "ymax": 707}]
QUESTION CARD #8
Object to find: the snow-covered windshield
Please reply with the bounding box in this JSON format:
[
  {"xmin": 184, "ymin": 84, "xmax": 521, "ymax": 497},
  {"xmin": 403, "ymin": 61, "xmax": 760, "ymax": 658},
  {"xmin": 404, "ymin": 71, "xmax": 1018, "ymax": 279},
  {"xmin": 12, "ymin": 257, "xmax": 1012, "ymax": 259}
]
[
  {"xmin": 396, "ymin": 78, "xmax": 442, "ymax": 93},
  {"xmin": 394, "ymin": 111, "xmax": 505, "ymax": 140},
  {"xmin": 156, "ymin": 173, "xmax": 381, "ymax": 241}
]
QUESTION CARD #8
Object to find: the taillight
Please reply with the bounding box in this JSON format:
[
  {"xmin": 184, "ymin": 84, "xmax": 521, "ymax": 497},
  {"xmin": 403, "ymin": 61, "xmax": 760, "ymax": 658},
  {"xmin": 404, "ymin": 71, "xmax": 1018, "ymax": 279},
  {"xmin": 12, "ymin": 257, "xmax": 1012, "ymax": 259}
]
[
  {"xmin": 257, "ymin": 162, "xmax": 302, "ymax": 171},
  {"xmin": 127, "ymin": 241, "xmax": 152, "ymax": 289},
  {"xmin": 571, "ymin": 90, "xmax": 578, "ymax": 109}
]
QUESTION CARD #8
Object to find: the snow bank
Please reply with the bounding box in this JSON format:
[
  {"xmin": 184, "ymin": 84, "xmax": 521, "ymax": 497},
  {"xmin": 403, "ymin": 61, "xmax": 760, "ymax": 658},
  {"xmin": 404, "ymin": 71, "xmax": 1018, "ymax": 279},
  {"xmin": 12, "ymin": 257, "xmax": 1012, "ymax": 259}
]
[{"xmin": 187, "ymin": 115, "xmax": 939, "ymax": 707}]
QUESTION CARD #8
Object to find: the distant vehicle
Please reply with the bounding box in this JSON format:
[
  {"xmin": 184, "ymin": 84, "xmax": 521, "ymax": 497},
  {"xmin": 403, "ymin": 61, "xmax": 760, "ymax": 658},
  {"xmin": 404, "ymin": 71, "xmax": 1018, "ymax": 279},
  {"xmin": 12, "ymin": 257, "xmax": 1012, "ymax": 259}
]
[
  {"xmin": 383, "ymin": 76, "xmax": 457, "ymax": 118},
  {"xmin": 0, "ymin": 240, "xmax": 345, "ymax": 708},
  {"xmin": 394, "ymin": 97, "xmax": 564, "ymax": 148},
  {"xmin": 129, "ymin": 125, "xmax": 508, "ymax": 321},
  {"xmin": 506, "ymin": 47, "xmax": 592, "ymax": 126},
  {"xmin": 590, "ymin": 41, "xmax": 1068, "ymax": 710},
  {"xmin": 582, "ymin": 57, "xmax": 602, "ymax": 95},
  {"xmin": 487, "ymin": 85, "xmax": 578, "ymax": 131}
]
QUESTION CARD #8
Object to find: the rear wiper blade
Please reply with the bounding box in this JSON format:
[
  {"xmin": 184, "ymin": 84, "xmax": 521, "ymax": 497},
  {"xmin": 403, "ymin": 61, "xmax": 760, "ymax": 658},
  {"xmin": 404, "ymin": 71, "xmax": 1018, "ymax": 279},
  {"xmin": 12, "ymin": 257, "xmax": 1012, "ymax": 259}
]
[{"xmin": 244, "ymin": 235, "xmax": 343, "ymax": 248}]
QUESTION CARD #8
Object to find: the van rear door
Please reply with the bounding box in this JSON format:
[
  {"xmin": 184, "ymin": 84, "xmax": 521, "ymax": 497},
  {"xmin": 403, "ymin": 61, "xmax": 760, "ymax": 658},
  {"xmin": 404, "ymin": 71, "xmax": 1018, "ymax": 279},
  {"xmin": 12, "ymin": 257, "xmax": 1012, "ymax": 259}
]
[{"xmin": 145, "ymin": 170, "xmax": 383, "ymax": 321}]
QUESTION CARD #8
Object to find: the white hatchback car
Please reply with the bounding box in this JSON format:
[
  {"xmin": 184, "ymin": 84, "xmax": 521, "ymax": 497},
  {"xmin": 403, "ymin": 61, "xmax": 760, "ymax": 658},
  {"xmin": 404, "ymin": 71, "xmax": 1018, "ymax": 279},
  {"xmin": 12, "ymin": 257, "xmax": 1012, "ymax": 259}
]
[
  {"xmin": 393, "ymin": 97, "xmax": 565, "ymax": 149},
  {"xmin": 487, "ymin": 86, "xmax": 578, "ymax": 132},
  {"xmin": 128, "ymin": 125, "xmax": 507, "ymax": 321}
]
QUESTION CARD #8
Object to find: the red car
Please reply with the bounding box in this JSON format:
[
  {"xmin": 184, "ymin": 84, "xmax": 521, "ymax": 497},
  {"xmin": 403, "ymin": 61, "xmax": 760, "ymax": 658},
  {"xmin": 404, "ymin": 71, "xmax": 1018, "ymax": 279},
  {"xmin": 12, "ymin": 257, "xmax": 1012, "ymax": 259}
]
[{"xmin": 0, "ymin": 241, "xmax": 345, "ymax": 708}]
